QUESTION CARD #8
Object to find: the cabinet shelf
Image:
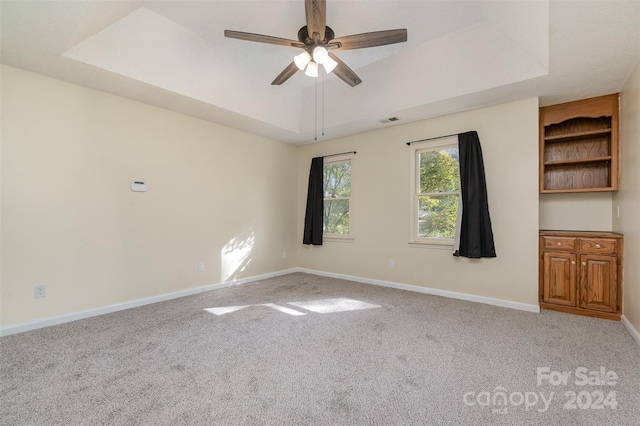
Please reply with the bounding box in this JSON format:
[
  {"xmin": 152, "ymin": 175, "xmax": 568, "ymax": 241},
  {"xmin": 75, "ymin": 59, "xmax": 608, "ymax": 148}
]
[
  {"xmin": 540, "ymin": 187, "xmax": 614, "ymax": 194},
  {"xmin": 544, "ymin": 128, "xmax": 612, "ymax": 143},
  {"xmin": 543, "ymin": 156, "xmax": 612, "ymax": 167},
  {"xmin": 540, "ymin": 94, "xmax": 619, "ymax": 193}
]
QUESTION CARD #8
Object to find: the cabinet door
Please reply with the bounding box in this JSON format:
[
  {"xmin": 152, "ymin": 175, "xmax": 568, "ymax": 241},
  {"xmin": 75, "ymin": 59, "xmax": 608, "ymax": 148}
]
[
  {"xmin": 579, "ymin": 254, "xmax": 618, "ymax": 313},
  {"xmin": 542, "ymin": 252, "xmax": 577, "ymax": 306}
]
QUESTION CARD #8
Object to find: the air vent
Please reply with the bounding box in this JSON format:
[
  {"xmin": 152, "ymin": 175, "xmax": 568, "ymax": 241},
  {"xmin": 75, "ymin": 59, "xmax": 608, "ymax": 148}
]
[{"xmin": 381, "ymin": 117, "xmax": 399, "ymax": 123}]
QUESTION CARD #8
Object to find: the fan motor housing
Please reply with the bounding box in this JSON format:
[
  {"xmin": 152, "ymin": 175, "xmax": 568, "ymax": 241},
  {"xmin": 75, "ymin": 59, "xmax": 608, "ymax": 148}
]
[{"xmin": 298, "ymin": 25, "xmax": 335, "ymax": 44}]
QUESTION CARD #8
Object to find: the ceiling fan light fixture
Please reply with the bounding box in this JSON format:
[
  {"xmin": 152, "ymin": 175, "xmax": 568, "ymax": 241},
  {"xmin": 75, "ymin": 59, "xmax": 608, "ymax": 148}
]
[
  {"xmin": 305, "ymin": 61, "xmax": 319, "ymax": 77},
  {"xmin": 312, "ymin": 46, "xmax": 329, "ymax": 64},
  {"xmin": 294, "ymin": 51, "xmax": 311, "ymax": 70},
  {"xmin": 323, "ymin": 56, "xmax": 338, "ymax": 74},
  {"xmin": 225, "ymin": 0, "xmax": 407, "ymax": 87}
]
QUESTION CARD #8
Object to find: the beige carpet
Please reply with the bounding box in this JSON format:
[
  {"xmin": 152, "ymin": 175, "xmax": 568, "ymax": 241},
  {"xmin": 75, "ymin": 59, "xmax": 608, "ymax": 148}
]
[{"xmin": 1, "ymin": 272, "xmax": 639, "ymax": 425}]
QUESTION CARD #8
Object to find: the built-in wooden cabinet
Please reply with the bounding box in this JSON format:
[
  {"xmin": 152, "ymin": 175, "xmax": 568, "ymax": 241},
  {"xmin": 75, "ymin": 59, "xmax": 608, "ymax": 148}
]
[
  {"xmin": 539, "ymin": 94, "xmax": 619, "ymax": 193},
  {"xmin": 541, "ymin": 251, "xmax": 577, "ymax": 307},
  {"xmin": 539, "ymin": 231, "xmax": 623, "ymax": 320}
]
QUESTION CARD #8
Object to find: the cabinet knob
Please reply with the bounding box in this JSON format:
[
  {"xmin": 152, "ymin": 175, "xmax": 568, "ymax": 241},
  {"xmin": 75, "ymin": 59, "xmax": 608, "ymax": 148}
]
[
  {"xmin": 557, "ymin": 242, "xmax": 561, "ymax": 246},
  {"xmin": 582, "ymin": 262, "xmax": 587, "ymax": 266},
  {"xmin": 571, "ymin": 261, "xmax": 576, "ymax": 265},
  {"xmin": 596, "ymin": 244, "xmax": 601, "ymax": 249}
]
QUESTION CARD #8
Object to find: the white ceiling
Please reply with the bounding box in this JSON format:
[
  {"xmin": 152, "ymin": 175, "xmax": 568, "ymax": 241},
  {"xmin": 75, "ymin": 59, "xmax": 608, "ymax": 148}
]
[{"xmin": 1, "ymin": 1, "xmax": 639, "ymax": 144}]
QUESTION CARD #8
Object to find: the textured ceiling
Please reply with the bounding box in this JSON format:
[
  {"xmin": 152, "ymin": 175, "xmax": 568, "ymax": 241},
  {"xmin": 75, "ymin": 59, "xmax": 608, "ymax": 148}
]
[{"xmin": 1, "ymin": 1, "xmax": 639, "ymax": 144}]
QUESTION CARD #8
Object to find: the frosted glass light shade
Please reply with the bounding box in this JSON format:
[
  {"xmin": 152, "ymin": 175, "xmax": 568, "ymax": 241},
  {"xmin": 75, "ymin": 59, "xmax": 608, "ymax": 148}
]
[
  {"xmin": 312, "ymin": 46, "xmax": 329, "ymax": 64},
  {"xmin": 323, "ymin": 56, "xmax": 338, "ymax": 74},
  {"xmin": 294, "ymin": 51, "xmax": 311, "ymax": 70},
  {"xmin": 305, "ymin": 61, "xmax": 319, "ymax": 77}
]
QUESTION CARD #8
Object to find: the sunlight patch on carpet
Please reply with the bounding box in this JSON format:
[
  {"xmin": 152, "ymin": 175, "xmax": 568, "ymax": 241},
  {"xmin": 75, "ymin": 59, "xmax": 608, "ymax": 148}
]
[
  {"xmin": 204, "ymin": 298, "xmax": 380, "ymax": 316},
  {"xmin": 204, "ymin": 305, "xmax": 249, "ymax": 316},
  {"xmin": 204, "ymin": 304, "xmax": 306, "ymax": 316},
  {"xmin": 288, "ymin": 298, "xmax": 381, "ymax": 314},
  {"xmin": 262, "ymin": 303, "xmax": 307, "ymax": 316}
]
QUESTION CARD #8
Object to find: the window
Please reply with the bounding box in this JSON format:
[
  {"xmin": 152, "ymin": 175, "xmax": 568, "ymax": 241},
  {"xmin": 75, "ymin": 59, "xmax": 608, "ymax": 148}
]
[
  {"xmin": 323, "ymin": 157, "xmax": 351, "ymax": 237},
  {"xmin": 410, "ymin": 137, "xmax": 460, "ymax": 245}
]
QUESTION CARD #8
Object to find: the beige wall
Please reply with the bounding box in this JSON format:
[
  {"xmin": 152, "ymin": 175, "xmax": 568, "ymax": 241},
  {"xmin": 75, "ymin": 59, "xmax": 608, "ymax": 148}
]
[
  {"xmin": 539, "ymin": 192, "xmax": 613, "ymax": 231},
  {"xmin": 296, "ymin": 98, "xmax": 540, "ymax": 305},
  {"xmin": 0, "ymin": 65, "xmax": 298, "ymax": 327},
  {"xmin": 613, "ymin": 60, "xmax": 640, "ymax": 334},
  {"xmin": 4, "ymin": 62, "xmax": 630, "ymax": 331}
]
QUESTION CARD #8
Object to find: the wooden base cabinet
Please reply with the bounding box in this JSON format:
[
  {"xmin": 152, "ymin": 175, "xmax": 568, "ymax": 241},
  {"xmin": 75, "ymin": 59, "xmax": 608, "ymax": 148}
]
[
  {"xmin": 542, "ymin": 251, "xmax": 577, "ymax": 307},
  {"xmin": 539, "ymin": 231, "xmax": 623, "ymax": 320}
]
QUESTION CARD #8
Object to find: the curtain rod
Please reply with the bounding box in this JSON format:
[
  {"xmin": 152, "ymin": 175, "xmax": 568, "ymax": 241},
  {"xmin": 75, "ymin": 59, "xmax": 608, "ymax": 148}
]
[
  {"xmin": 405, "ymin": 132, "xmax": 461, "ymax": 145},
  {"xmin": 323, "ymin": 151, "xmax": 356, "ymax": 158}
]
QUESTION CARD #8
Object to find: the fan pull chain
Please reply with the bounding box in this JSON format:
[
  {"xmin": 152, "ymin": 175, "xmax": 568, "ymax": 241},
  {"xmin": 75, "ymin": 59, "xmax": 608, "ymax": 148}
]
[
  {"xmin": 314, "ymin": 76, "xmax": 318, "ymax": 141},
  {"xmin": 322, "ymin": 71, "xmax": 325, "ymax": 137}
]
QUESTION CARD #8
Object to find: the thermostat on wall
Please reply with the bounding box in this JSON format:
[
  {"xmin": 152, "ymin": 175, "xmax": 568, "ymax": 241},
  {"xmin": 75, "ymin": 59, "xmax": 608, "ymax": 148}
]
[{"xmin": 131, "ymin": 181, "xmax": 147, "ymax": 192}]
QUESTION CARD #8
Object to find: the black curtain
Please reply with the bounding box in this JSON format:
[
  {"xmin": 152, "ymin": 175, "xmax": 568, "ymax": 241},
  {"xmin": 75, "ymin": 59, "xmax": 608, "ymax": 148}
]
[
  {"xmin": 454, "ymin": 131, "xmax": 496, "ymax": 258},
  {"xmin": 303, "ymin": 156, "xmax": 324, "ymax": 245}
]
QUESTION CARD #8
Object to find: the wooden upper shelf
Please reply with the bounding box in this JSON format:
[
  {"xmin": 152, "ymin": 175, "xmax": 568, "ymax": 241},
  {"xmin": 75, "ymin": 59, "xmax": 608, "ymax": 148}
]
[
  {"xmin": 543, "ymin": 128, "xmax": 612, "ymax": 143},
  {"xmin": 539, "ymin": 93, "xmax": 619, "ymax": 193},
  {"xmin": 544, "ymin": 156, "xmax": 612, "ymax": 166}
]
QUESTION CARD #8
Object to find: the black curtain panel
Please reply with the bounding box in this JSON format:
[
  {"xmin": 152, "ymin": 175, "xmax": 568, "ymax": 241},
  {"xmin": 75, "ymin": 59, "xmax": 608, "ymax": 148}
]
[
  {"xmin": 303, "ymin": 156, "xmax": 324, "ymax": 245},
  {"xmin": 454, "ymin": 131, "xmax": 497, "ymax": 258}
]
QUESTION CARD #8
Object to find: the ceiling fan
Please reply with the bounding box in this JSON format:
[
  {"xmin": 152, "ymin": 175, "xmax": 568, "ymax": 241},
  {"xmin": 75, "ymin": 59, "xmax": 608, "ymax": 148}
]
[{"xmin": 224, "ymin": 0, "xmax": 407, "ymax": 87}]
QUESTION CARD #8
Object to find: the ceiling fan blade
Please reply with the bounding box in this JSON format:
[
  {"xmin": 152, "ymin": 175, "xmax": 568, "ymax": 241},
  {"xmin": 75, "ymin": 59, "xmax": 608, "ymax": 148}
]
[
  {"xmin": 224, "ymin": 30, "xmax": 303, "ymax": 48},
  {"xmin": 305, "ymin": 0, "xmax": 326, "ymax": 41},
  {"xmin": 272, "ymin": 62, "xmax": 299, "ymax": 85},
  {"xmin": 328, "ymin": 53, "xmax": 362, "ymax": 87},
  {"xmin": 331, "ymin": 29, "xmax": 408, "ymax": 50}
]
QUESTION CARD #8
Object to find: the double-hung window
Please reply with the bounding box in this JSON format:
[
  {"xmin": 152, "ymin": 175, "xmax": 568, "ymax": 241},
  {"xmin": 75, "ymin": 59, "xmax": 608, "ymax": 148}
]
[
  {"xmin": 323, "ymin": 156, "xmax": 351, "ymax": 238},
  {"xmin": 410, "ymin": 137, "xmax": 461, "ymax": 245}
]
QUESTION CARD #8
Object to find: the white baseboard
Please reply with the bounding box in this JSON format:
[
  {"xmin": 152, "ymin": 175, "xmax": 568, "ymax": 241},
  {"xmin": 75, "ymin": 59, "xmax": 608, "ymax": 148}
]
[
  {"xmin": 297, "ymin": 268, "xmax": 540, "ymax": 313},
  {"xmin": 0, "ymin": 268, "xmax": 298, "ymax": 337},
  {"xmin": 621, "ymin": 315, "xmax": 640, "ymax": 348}
]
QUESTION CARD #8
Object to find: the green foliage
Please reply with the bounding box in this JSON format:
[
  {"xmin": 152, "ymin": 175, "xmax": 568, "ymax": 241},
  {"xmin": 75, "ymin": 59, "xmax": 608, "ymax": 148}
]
[
  {"xmin": 419, "ymin": 149, "xmax": 460, "ymax": 193},
  {"xmin": 418, "ymin": 195, "xmax": 459, "ymax": 239},
  {"xmin": 418, "ymin": 149, "xmax": 460, "ymax": 239},
  {"xmin": 323, "ymin": 161, "xmax": 351, "ymax": 235}
]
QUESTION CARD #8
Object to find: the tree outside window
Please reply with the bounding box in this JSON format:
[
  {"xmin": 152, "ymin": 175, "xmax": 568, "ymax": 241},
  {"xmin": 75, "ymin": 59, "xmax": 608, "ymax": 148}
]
[
  {"xmin": 323, "ymin": 160, "xmax": 351, "ymax": 235},
  {"xmin": 415, "ymin": 142, "xmax": 460, "ymax": 241}
]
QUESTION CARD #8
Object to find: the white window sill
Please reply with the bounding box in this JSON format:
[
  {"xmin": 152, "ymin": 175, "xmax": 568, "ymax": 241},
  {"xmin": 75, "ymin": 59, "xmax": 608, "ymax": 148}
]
[
  {"xmin": 324, "ymin": 235, "xmax": 355, "ymax": 242},
  {"xmin": 408, "ymin": 241, "xmax": 454, "ymax": 250}
]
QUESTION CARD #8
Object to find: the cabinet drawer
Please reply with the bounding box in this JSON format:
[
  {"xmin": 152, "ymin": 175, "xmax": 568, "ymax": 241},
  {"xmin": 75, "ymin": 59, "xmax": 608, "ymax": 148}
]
[
  {"xmin": 543, "ymin": 237, "xmax": 576, "ymax": 251},
  {"xmin": 579, "ymin": 238, "xmax": 617, "ymax": 254}
]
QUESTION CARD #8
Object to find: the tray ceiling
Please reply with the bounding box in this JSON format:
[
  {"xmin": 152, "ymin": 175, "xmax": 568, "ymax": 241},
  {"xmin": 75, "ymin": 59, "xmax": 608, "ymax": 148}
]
[{"xmin": 2, "ymin": 1, "xmax": 639, "ymax": 144}]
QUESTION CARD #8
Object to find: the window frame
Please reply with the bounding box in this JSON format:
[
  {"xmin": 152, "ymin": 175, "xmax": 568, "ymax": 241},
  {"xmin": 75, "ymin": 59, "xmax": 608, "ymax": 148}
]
[
  {"xmin": 323, "ymin": 153, "xmax": 354, "ymax": 241},
  {"xmin": 409, "ymin": 136, "xmax": 460, "ymax": 247}
]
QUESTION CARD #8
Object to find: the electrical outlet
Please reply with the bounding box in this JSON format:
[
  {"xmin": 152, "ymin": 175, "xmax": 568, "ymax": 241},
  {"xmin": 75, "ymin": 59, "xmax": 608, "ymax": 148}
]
[
  {"xmin": 282, "ymin": 251, "xmax": 287, "ymax": 259},
  {"xmin": 34, "ymin": 285, "xmax": 46, "ymax": 299},
  {"xmin": 198, "ymin": 262, "xmax": 205, "ymax": 272},
  {"xmin": 388, "ymin": 259, "xmax": 395, "ymax": 268}
]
